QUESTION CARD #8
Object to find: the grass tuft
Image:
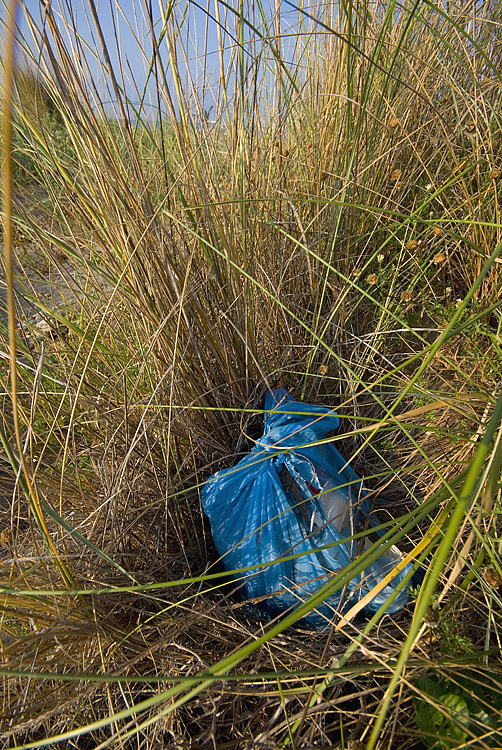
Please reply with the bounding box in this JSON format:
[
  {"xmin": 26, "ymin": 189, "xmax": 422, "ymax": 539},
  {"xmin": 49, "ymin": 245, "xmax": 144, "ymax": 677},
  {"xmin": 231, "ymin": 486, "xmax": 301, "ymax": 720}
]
[{"xmin": 1, "ymin": 0, "xmax": 501, "ymax": 747}]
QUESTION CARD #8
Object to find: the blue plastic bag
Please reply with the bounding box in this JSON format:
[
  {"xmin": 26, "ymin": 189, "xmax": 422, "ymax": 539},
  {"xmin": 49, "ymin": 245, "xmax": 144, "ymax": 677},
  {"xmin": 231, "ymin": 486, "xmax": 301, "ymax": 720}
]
[{"xmin": 201, "ymin": 388, "xmax": 412, "ymax": 627}]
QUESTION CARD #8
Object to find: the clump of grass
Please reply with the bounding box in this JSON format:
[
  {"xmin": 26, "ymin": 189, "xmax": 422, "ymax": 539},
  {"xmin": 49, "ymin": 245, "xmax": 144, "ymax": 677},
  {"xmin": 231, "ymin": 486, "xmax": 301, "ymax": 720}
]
[{"xmin": 1, "ymin": 0, "xmax": 502, "ymax": 748}]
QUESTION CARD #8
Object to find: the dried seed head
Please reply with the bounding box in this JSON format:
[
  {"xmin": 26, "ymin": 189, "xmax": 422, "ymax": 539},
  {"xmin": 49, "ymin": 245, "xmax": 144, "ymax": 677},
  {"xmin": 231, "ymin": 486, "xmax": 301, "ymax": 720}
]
[
  {"xmin": 391, "ymin": 168, "xmax": 402, "ymax": 181},
  {"xmin": 432, "ymin": 226, "xmax": 444, "ymax": 236},
  {"xmin": 0, "ymin": 527, "xmax": 11, "ymax": 547},
  {"xmin": 319, "ymin": 364, "xmax": 327, "ymax": 376},
  {"xmin": 484, "ymin": 568, "xmax": 502, "ymax": 588},
  {"xmin": 433, "ymin": 252, "xmax": 446, "ymax": 265},
  {"xmin": 489, "ymin": 168, "xmax": 501, "ymax": 180},
  {"xmin": 424, "ymin": 606, "xmax": 440, "ymax": 628},
  {"xmin": 366, "ymin": 273, "xmax": 378, "ymax": 285},
  {"xmin": 388, "ymin": 116, "xmax": 400, "ymax": 129},
  {"xmin": 401, "ymin": 290, "xmax": 413, "ymax": 302},
  {"xmin": 406, "ymin": 239, "xmax": 418, "ymax": 251}
]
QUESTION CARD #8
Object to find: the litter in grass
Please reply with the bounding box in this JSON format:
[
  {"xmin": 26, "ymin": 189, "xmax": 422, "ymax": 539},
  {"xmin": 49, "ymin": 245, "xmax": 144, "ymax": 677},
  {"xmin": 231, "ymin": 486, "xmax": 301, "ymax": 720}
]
[{"xmin": 201, "ymin": 388, "xmax": 413, "ymax": 628}]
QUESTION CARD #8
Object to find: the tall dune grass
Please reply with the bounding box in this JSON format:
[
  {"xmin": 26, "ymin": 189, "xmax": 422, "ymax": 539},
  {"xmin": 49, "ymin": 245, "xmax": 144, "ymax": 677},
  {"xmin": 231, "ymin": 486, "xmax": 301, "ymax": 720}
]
[{"xmin": 1, "ymin": 0, "xmax": 502, "ymax": 747}]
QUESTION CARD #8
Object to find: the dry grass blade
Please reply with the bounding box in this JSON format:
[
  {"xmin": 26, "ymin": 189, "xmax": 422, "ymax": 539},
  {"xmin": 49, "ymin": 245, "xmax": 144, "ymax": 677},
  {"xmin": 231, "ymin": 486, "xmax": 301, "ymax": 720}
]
[
  {"xmin": 1, "ymin": 0, "xmax": 78, "ymax": 592},
  {"xmin": 1, "ymin": 0, "xmax": 501, "ymax": 748}
]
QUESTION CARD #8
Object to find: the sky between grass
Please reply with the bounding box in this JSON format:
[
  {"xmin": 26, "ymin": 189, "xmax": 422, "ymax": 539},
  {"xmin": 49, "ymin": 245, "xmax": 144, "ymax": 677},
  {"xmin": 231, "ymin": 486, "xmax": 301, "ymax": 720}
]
[{"xmin": 7, "ymin": 0, "xmax": 306, "ymax": 121}]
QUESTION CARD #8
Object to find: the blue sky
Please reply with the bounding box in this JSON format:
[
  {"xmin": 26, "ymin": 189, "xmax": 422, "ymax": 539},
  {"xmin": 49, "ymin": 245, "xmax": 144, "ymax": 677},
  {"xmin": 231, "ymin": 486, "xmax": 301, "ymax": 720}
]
[
  {"xmin": 14, "ymin": 1, "xmax": 223, "ymax": 116},
  {"xmin": 9, "ymin": 0, "xmax": 305, "ymax": 120}
]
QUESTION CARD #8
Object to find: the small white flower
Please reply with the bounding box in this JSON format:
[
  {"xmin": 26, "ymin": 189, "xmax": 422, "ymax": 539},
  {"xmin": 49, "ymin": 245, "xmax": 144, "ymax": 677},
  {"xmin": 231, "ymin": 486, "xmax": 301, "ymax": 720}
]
[
  {"xmin": 455, "ymin": 298, "xmax": 463, "ymax": 308},
  {"xmin": 425, "ymin": 183, "xmax": 433, "ymax": 191},
  {"xmin": 377, "ymin": 254, "xmax": 384, "ymax": 263}
]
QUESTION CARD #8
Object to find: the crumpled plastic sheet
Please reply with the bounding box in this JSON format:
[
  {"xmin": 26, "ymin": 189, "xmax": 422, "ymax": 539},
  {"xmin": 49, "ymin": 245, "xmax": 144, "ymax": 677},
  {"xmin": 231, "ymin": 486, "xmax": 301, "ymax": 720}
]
[{"xmin": 201, "ymin": 388, "xmax": 413, "ymax": 628}]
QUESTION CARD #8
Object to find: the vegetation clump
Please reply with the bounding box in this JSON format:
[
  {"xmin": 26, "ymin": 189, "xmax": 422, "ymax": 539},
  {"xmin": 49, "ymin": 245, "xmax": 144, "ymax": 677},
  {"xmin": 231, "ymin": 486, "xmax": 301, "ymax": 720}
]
[{"xmin": 1, "ymin": 0, "xmax": 502, "ymax": 747}]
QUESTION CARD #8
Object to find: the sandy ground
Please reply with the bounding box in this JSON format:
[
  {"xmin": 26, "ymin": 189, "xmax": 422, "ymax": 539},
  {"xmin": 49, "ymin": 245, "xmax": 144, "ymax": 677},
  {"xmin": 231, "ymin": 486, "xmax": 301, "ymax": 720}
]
[
  {"xmin": 0, "ymin": 240, "xmax": 78, "ymax": 326},
  {"xmin": 0, "ymin": 186, "xmax": 79, "ymax": 327}
]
